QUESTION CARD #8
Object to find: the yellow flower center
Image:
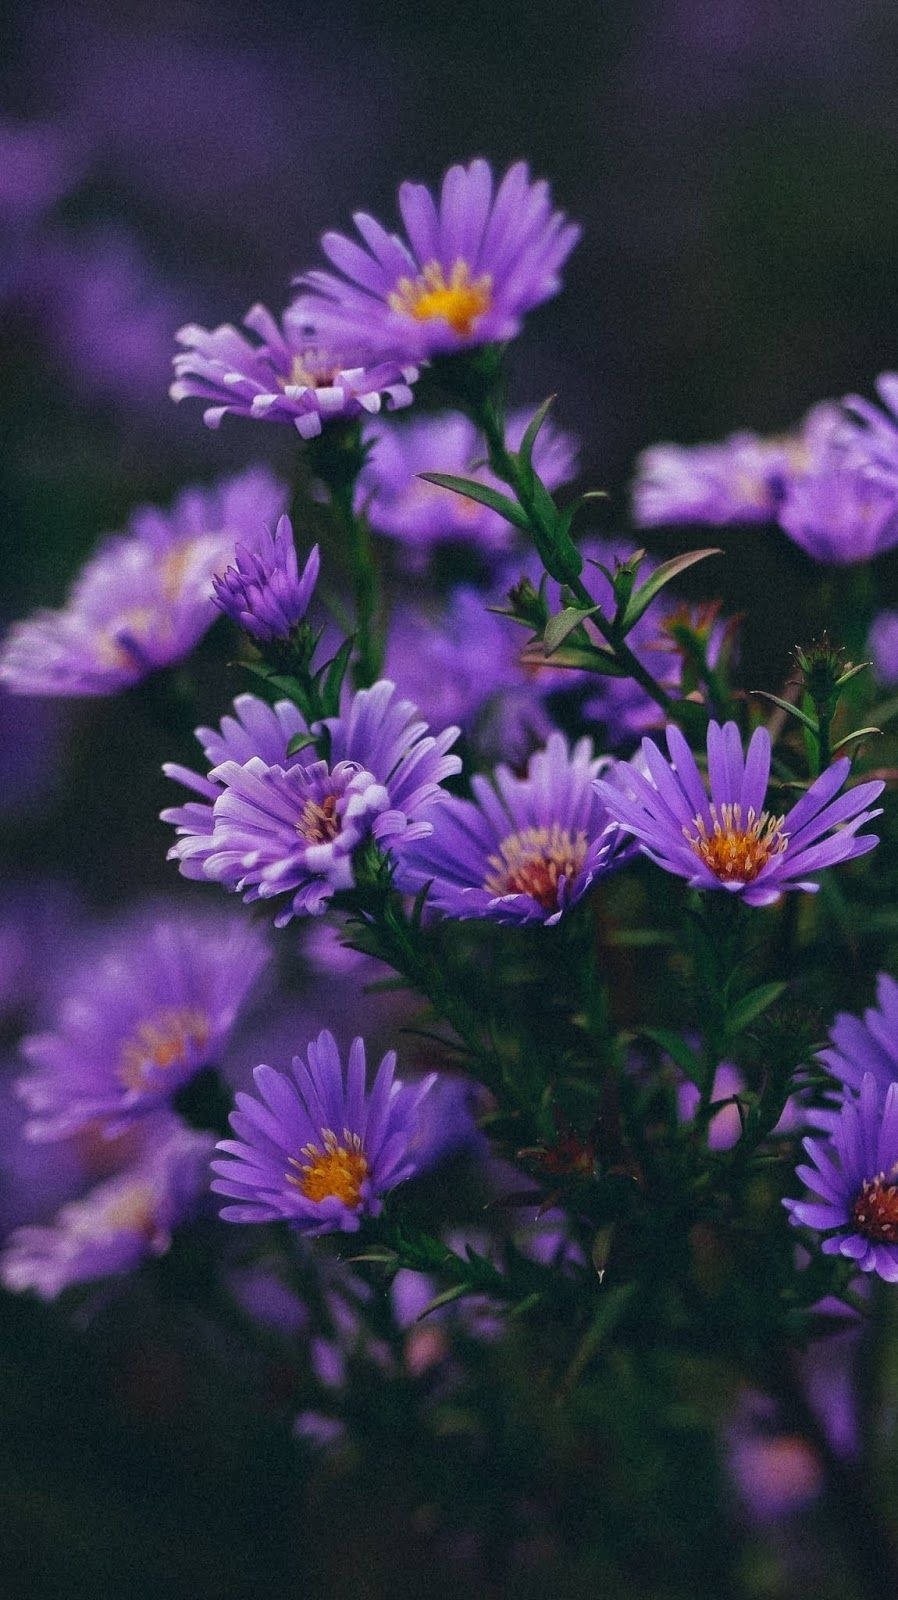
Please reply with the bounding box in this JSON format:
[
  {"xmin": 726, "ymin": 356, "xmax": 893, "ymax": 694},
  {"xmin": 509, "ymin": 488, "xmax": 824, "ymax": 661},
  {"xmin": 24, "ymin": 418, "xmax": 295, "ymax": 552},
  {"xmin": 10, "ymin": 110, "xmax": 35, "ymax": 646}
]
[
  {"xmin": 98, "ymin": 1182, "xmax": 158, "ymax": 1238},
  {"xmin": 484, "ymin": 824, "xmax": 589, "ymax": 910},
  {"xmin": 281, "ymin": 350, "xmax": 342, "ymax": 390},
  {"xmin": 117, "ymin": 1006, "xmax": 211, "ymax": 1092},
  {"xmin": 685, "ymin": 803, "xmax": 787, "ymax": 884},
  {"xmin": 287, "ymin": 1129, "xmax": 369, "ymax": 1207},
  {"xmin": 853, "ymin": 1173, "xmax": 898, "ymax": 1243},
  {"xmin": 296, "ymin": 793, "xmax": 340, "ymax": 844},
  {"xmin": 388, "ymin": 259, "xmax": 492, "ymax": 337}
]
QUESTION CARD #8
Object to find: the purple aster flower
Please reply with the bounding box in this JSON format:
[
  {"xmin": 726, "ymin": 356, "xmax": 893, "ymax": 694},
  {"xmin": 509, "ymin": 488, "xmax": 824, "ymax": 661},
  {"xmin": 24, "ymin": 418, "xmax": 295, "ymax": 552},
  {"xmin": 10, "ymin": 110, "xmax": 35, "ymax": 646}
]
[
  {"xmin": 632, "ymin": 403, "xmax": 840, "ymax": 527},
  {"xmin": 210, "ymin": 1028, "xmax": 435, "ymax": 1235},
  {"xmin": 396, "ymin": 732, "xmax": 628, "ymax": 926},
  {"xmin": 594, "ymin": 721, "xmax": 883, "ymax": 906},
  {"xmin": 170, "ymin": 302, "xmax": 417, "ymax": 438},
  {"xmin": 1, "ymin": 1115, "xmax": 213, "ymax": 1299},
  {"xmin": 17, "ymin": 906, "xmax": 268, "ymax": 1140},
  {"xmin": 357, "ymin": 408, "xmax": 578, "ymax": 560},
  {"xmin": 870, "ymin": 611, "xmax": 898, "ymax": 686},
  {"xmin": 678, "ymin": 1061, "xmax": 745, "ymax": 1151},
  {"xmin": 777, "ymin": 460, "xmax": 898, "ymax": 563},
  {"xmin": 212, "ymin": 514, "xmax": 320, "ymax": 643},
  {"xmin": 196, "ymin": 680, "xmax": 461, "ymax": 924},
  {"xmin": 726, "ymin": 1393, "xmax": 823, "ymax": 1522},
  {"xmin": 841, "ymin": 372, "xmax": 898, "ymax": 486},
  {"xmin": 0, "ymin": 466, "xmax": 287, "ymax": 696},
  {"xmin": 784, "ymin": 1072, "xmax": 898, "ymax": 1282},
  {"xmin": 817, "ymin": 973, "xmax": 898, "ymax": 1101},
  {"xmin": 162, "ymin": 693, "xmax": 310, "ymax": 882},
  {"xmin": 292, "ymin": 159, "xmax": 580, "ymax": 361}
]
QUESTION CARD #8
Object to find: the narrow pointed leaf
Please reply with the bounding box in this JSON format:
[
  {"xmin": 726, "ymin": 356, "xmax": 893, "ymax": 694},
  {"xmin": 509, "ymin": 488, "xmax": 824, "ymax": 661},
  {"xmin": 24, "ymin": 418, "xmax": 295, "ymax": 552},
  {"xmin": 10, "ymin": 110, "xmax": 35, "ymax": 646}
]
[
  {"xmin": 543, "ymin": 604, "xmax": 604, "ymax": 654},
  {"xmin": 516, "ymin": 395, "xmax": 556, "ymax": 473},
  {"xmin": 726, "ymin": 981, "xmax": 787, "ymax": 1035},
  {"xmin": 285, "ymin": 731, "xmax": 318, "ymax": 757},
  {"xmin": 831, "ymin": 727, "xmax": 881, "ymax": 753},
  {"xmin": 752, "ymin": 690, "xmax": 820, "ymax": 735},
  {"xmin": 620, "ymin": 548, "xmax": 723, "ymax": 632},
  {"xmin": 418, "ymin": 472, "xmax": 530, "ymax": 531}
]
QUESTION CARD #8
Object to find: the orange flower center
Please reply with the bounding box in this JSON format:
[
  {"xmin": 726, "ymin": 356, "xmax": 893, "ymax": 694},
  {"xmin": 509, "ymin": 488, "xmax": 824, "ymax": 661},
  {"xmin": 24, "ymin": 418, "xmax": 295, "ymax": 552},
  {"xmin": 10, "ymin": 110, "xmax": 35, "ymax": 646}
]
[
  {"xmin": 388, "ymin": 259, "xmax": 492, "ymax": 337},
  {"xmin": 853, "ymin": 1174, "xmax": 898, "ymax": 1243},
  {"xmin": 685, "ymin": 803, "xmax": 787, "ymax": 884},
  {"xmin": 484, "ymin": 824, "xmax": 588, "ymax": 911},
  {"xmin": 296, "ymin": 793, "xmax": 340, "ymax": 844},
  {"xmin": 287, "ymin": 1129, "xmax": 369, "ymax": 1207},
  {"xmin": 118, "ymin": 1006, "xmax": 211, "ymax": 1092}
]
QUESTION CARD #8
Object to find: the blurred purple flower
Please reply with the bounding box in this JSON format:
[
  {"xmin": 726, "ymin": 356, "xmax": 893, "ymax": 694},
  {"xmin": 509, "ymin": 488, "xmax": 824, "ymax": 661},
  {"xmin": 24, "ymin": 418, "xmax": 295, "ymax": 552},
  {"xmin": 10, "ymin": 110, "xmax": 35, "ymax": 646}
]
[
  {"xmin": 595, "ymin": 721, "xmax": 883, "ymax": 905},
  {"xmin": 1, "ymin": 1114, "xmax": 213, "ymax": 1299},
  {"xmin": 0, "ymin": 467, "xmax": 287, "ymax": 696},
  {"xmin": 785, "ymin": 1073, "xmax": 898, "ymax": 1281},
  {"xmin": 293, "ymin": 159, "xmax": 580, "ymax": 361},
  {"xmin": 211, "ymin": 1028, "xmax": 435, "ymax": 1234},
  {"xmin": 726, "ymin": 1391, "xmax": 823, "ymax": 1522},
  {"xmin": 870, "ymin": 611, "xmax": 898, "ymax": 686},
  {"xmin": 778, "ymin": 460, "xmax": 898, "ymax": 564},
  {"xmin": 171, "ymin": 304, "xmax": 417, "ymax": 437},
  {"xmin": 817, "ymin": 972, "xmax": 898, "ymax": 1100},
  {"xmin": 357, "ymin": 408, "xmax": 578, "ymax": 560},
  {"xmin": 213, "ymin": 515, "xmax": 320, "ymax": 643},
  {"xmin": 18, "ymin": 905, "xmax": 268, "ymax": 1139},
  {"xmin": 397, "ymin": 732, "xmax": 627, "ymax": 926}
]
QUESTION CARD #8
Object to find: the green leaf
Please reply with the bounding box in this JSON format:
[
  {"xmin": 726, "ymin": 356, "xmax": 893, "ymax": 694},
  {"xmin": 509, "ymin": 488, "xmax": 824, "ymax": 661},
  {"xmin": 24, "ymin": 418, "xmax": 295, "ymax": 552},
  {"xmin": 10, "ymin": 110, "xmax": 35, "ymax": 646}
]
[
  {"xmin": 751, "ymin": 690, "xmax": 819, "ymax": 735},
  {"xmin": 515, "ymin": 395, "xmax": 555, "ymax": 474},
  {"xmin": 285, "ymin": 731, "xmax": 317, "ymax": 758},
  {"xmin": 317, "ymin": 635, "xmax": 355, "ymax": 716},
  {"xmin": 641, "ymin": 1027, "xmax": 704, "ymax": 1080},
  {"xmin": 726, "ymin": 981, "xmax": 787, "ymax": 1035},
  {"xmin": 831, "ymin": 726, "xmax": 881, "ymax": 753},
  {"xmin": 416, "ymin": 1283, "xmax": 469, "ymax": 1320},
  {"xmin": 543, "ymin": 604, "xmax": 604, "ymax": 654},
  {"xmin": 620, "ymin": 548, "xmax": 722, "ymax": 632},
  {"xmin": 522, "ymin": 642, "xmax": 629, "ymax": 676},
  {"xmin": 417, "ymin": 472, "xmax": 530, "ymax": 531}
]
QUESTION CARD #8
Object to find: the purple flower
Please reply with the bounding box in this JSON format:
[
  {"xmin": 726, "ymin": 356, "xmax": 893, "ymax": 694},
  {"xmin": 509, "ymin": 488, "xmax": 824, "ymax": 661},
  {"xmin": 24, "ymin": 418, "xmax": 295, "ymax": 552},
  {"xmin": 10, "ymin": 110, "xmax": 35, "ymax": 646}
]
[
  {"xmin": 0, "ymin": 1115, "xmax": 213, "ymax": 1299},
  {"xmin": 17, "ymin": 906, "xmax": 268, "ymax": 1140},
  {"xmin": 176, "ymin": 680, "xmax": 461, "ymax": 925},
  {"xmin": 784, "ymin": 1073, "xmax": 898, "ymax": 1282},
  {"xmin": 870, "ymin": 611, "xmax": 898, "ymax": 686},
  {"xmin": 841, "ymin": 372, "xmax": 898, "ymax": 486},
  {"xmin": 817, "ymin": 973, "xmax": 898, "ymax": 1101},
  {"xmin": 595, "ymin": 721, "xmax": 883, "ymax": 906},
  {"xmin": 777, "ymin": 460, "xmax": 898, "ymax": 564},
  {"xmin": 396, "ymin": 732, "xmax": 628, "ymax": 926},
  {"xmin": 357, "ymin": 408, "xmax": 578, "ymax": 560},
  {"xmin": 677, "ymin": 1061, "xmax": 745, "ymax": 1151},
  {"xmin": 210, "ymin": 1029, "xmax": 435, "ymax": 1235},
  {"xmin": 170, "ymin": 302, "xmax": 417, "ymax": 438},
  {"xmin": 162, "ymin": 693, "xmax": 310, "ymax": 882},
  {"xmin": 292, "ymin": 159, "xmax": 580, "ymax": 361},
  {"xmin": 632, "ymin": 404, "xmax": 840, "ymax": 527},
  {"xmin": 0, "ymin": 466, "xmax": 287, "ymax": 696},
  {"xmin": 212, "ymin": 514, "xmax": 320, "ymax": 643}
]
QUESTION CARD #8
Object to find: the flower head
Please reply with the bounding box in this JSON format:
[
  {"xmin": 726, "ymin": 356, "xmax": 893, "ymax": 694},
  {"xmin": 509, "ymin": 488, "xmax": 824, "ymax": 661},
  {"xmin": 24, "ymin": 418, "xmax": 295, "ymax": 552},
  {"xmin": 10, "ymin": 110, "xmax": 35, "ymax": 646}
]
[
  {"xmin": 17, "ymin": 906, "xmax": 268, "ymax": 1139},
  {"xmin": 396, "ymin": 732, "xmax": 628, "ymax": 925},
  {"xmin": 594, "ymin": 721, "xmax": 883, "ymax": 905},
  {"xmin": 357, "ymin": 408, "xmax": 578, "ymax": 559},
  {"xmin": 171, "ymin": 680, "xmax": 461, "ymax": 924},
  {"xmin": 292, "ymin": 159, "xmax": 580, "ymax": 361},
  {"xmin": 840, "ymin": 372, "xmax": 898, "ymax": 487},
  {"xmin": 212, "ymin": 514, "xmax": 320, "ymax": 642},
  {"xmin": 171, "ymin": 302, "xmax": 416, "ymax": 437},
  {"xmin": 0, "ymin": 467, "xmax": 287, "ymax": 696},
  {"xmin": 1, "ymin": 1116, "xmax": 213, "ymax": 1299},
  {"xmin": 785, "ymin": 1073, "xmax": 898, "ymax": 1281},
  {"xmin": 818, "ymin": 974, "xmax": 898, "ymax": 1101},
  {"xmin": 778, "ymin": 461, "xmax": 898, "ymax": 564},
  {"xmin": 211, "ymin": 1029, "xmax": 435, "ymax": 1234}
]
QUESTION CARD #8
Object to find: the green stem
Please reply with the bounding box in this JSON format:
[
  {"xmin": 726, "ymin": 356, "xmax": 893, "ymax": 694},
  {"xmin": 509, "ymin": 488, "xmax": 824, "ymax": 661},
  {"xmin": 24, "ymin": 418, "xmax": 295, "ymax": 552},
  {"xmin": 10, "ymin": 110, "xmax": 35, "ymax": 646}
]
[{"xmin": 331, "ymin": 483, "xmax": 382, "ymax": 688}]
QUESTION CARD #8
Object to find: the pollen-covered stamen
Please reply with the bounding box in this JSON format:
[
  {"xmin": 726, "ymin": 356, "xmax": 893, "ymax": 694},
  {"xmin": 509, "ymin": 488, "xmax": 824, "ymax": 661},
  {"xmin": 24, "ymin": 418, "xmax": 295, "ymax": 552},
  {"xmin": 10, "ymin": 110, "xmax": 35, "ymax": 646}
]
[
  {"xmin": 388, "ymin": 259, "xmax": 492, "ymax": 337},
  {"xmin": 287, "ymin": 1127, "xmax": 369, "ymax": 1207},
  {"xmin": 118, "ymin": 1007, "xmax": 211, "ymax": 1092},
  {"xmin": 296, "ymin": 793, "xmax": 340, "ymax": 844},
  {"xmin": 484, "ymin": 824, "xmax": 589, "ymax": 911},
  {"xmin": 685, "ymin": 802, "xmax": 788, "ymax": 884},
  {"xmin": 853, "ymin": 1172, "xmax": 898, "ymax": 1244}
]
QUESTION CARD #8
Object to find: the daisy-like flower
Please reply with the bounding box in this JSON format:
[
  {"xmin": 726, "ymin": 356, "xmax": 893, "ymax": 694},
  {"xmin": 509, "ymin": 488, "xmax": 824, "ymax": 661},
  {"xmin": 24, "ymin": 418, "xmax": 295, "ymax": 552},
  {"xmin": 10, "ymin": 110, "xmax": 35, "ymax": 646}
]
[
  {"xmin": 162, "ymin": 693, "xmax": 310, "ymax": 881},
  {"xmin": 594, "ymin": 721, "xmax": 884, "ymax": 906},
  {"xmin": 170, "ymin": 302, "xmax": 417, "ymax": 437},
  {"xmin": 211, "ymin": 1029, "xmax": 434, "ymax": 1235},
  {"xmin": 784, "ymin": 1073, "xmax": 898, "ymax": 1282},
  {"xmin": 817, "ymin": 973, "xmax": 898, "ymax": 1100},
  {"xmin": 212, "ymin": 514, "xmax": 320, "ymax": 643},
  {"xmin": 395, "ymin": 732, "xmax": 627, "ymax": 926},
  {"xmin": 0, "ymin": 466, "xmax": 287, "ymax": 696},
  {"xmin": 17, "ymin": 907, "xmax": 268, "ymax": 1140},
  {"xmin": 183, "ymin": 680, "xmax": 461, "ymax": 925},
  {"xmin": 778, "ymin": 460, "xmax": 898, "ymax": 564},
  {"xmin": 357, "ymin": 408, "xmax": 578, "ymax": 559},
  {"xmin": 632, "ymin": 404, "xmax": 840, "ymax": 528},
  {"xmin": 292, "ymin": 159, "xmax": 580, "ymax": 361},
  {"xmin": 1, "ymin": 1116, "xmax": 214, "ymax": 1299}
]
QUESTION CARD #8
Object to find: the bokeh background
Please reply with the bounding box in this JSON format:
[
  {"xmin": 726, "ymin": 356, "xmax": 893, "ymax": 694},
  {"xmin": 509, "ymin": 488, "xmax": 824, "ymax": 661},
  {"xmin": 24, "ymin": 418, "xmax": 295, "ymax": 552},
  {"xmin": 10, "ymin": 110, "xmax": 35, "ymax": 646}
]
[{"xmin": 4, "ymin": 2, "xmax": 898, "ymax": 1596}]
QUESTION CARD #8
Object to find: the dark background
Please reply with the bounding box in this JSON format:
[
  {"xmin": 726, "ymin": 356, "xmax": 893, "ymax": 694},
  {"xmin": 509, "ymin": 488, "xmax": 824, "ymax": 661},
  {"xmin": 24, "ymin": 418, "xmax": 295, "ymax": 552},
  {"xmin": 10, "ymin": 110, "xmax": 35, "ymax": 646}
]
[{"xmin": 3, "ymin": 2, "xmax": 898, "ymax": 1596}]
